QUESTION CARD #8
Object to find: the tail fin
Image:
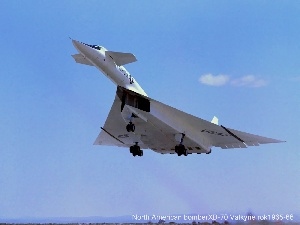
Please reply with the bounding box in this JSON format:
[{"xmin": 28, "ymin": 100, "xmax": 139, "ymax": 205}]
[{"xmin": 211, "ymin": 116, "xmax": 219, "ymax": 125}]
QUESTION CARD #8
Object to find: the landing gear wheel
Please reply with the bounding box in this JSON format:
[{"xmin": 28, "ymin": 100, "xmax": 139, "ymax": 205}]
[
  {"xmin": 139, "ymin": 150, "xmax": 143, "ymax": 157},
  {"xmin": 130, "ymin": 144, "xmax": 143, "ymax": 157},
  {"xmin": 175, "ymin": 145, "xmax": 181, "ymax": 156},
  {"xmin": 130, "ymin": 145, "xmax": 136, "ymax": 156},
  {"xmin": 175, "ymin": 144, "xmax": 187, "ymax": 156},
  {"xmin": 184, "ymin": 148, "xmax": 188, "ymax": 156},
  {"xmin": 174, "ymin": 133, "xmax": 188, "ymax": 156},
  {"xmin": 126, "ymin": 122, "xmax": 135, "ymax": 132}
]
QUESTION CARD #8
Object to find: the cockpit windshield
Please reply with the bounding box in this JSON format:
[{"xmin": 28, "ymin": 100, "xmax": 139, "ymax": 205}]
[
  {"xmin": 82, "ymin": 42, "xmax": 102, "ymax": 50},
  {"xmin": 90, "ymin": 45, "xmax": 101, "ymax": 50}
]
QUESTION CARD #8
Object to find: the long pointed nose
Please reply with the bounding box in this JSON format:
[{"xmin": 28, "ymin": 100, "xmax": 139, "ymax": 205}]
[
  {"xmin": 73, "ymin": 39, "xmax": 96, "ymax": 57},
  {"xmin": 72, "ymin": 39, "xmax": 87, "ymax": 54}
]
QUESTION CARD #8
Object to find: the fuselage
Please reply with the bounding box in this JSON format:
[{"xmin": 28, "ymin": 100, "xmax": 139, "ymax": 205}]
[{"xmin": 72, "ymin": 40, "xmax": 148, "ymax": 96}]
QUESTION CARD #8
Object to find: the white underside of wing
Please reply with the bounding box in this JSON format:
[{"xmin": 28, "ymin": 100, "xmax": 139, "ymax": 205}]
[
  {"xmin": 94, "ymin": 88, "xmax": 284, "ymax": 154},
  {"xmin": 216, "ymin": 127, "xmax": 283, "ymax": 149},
  {"xmin": 93, "ymin": 96, "xmax": 128, "ymax": 147},
  {"xmin": 93, "ymin": 95, "xmax": 210, "ymax": 154},
  {"xmin": 150, "ymin": 98, "xmax": 283, "ymax": 149}
]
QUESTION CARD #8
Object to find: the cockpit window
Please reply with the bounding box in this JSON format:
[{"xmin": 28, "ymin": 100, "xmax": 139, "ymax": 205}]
[
  {"xmin": 82, "ymin": 42, "xmax": 101, "ymax": 50},
  {"xmin": 91, "ymin": 45, "xmax": 101, "ymax": 50}
]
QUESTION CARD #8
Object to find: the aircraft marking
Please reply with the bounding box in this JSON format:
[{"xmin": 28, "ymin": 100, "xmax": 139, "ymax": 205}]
[
  {"xmin": 118, "ymin": 134, "xmax": 130, "ymax": 138},
  {"xmin": 201, "ymin": 129, "xmax": 230, "ymax": 137}
]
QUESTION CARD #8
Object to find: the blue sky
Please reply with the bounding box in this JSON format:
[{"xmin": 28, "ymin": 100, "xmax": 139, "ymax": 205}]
[{"xmin": 0, "ymin": 0, "xmax": 299, "ymax": 220}]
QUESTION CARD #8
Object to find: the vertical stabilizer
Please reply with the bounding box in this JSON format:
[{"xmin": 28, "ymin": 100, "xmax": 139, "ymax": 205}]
[{"xmin": 211, "ymin": 116, "xmax": 219, "ymax": 125}]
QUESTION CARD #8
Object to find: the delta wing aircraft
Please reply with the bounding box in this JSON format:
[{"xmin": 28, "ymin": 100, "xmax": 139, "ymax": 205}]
[{"xmin": 71, "ymin": 39, "xmax": 283, "ymax": 157}]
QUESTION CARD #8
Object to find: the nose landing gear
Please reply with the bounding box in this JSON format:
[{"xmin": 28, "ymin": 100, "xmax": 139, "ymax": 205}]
[
  {"xmin": 126, "ymin": 122, "xmax": 135, "ymax": 132},
  {"xmin": 126, "ymin": 114, "xmax": 137, "ymax": 132}
]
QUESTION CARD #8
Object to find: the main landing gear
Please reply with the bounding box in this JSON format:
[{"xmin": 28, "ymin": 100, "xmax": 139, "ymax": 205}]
[
  {"xmin": 130, "ymin": 142, "xmax": 143, "ymax": 157},
  {"xmin": 175, "ymin": 144, "xmax": 188, "ymax": 156},
  {"xmin": 175, "ymin": 133, "xmax": 188, "ymax": 156}
]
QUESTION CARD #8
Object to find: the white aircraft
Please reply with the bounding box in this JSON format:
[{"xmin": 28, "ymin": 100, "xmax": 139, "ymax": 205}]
[{"xmin": 71, "ymin": 39, "xmax": 284, "ymax": 157}]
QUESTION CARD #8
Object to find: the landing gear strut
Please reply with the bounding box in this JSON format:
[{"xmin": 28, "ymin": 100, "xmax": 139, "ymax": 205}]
[
  {"xmin": 175, "ymin": 133, "xmax": 188, "ymax": 156},
  {"xmin": 130, "ymin": 142, "xmax": 143, "ymax": 157}
]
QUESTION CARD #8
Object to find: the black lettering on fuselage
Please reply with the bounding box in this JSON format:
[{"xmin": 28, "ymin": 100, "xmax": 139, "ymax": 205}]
[{"xmin": 119, "ymin": 66, "xmax": 134, "ymax": 84}]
